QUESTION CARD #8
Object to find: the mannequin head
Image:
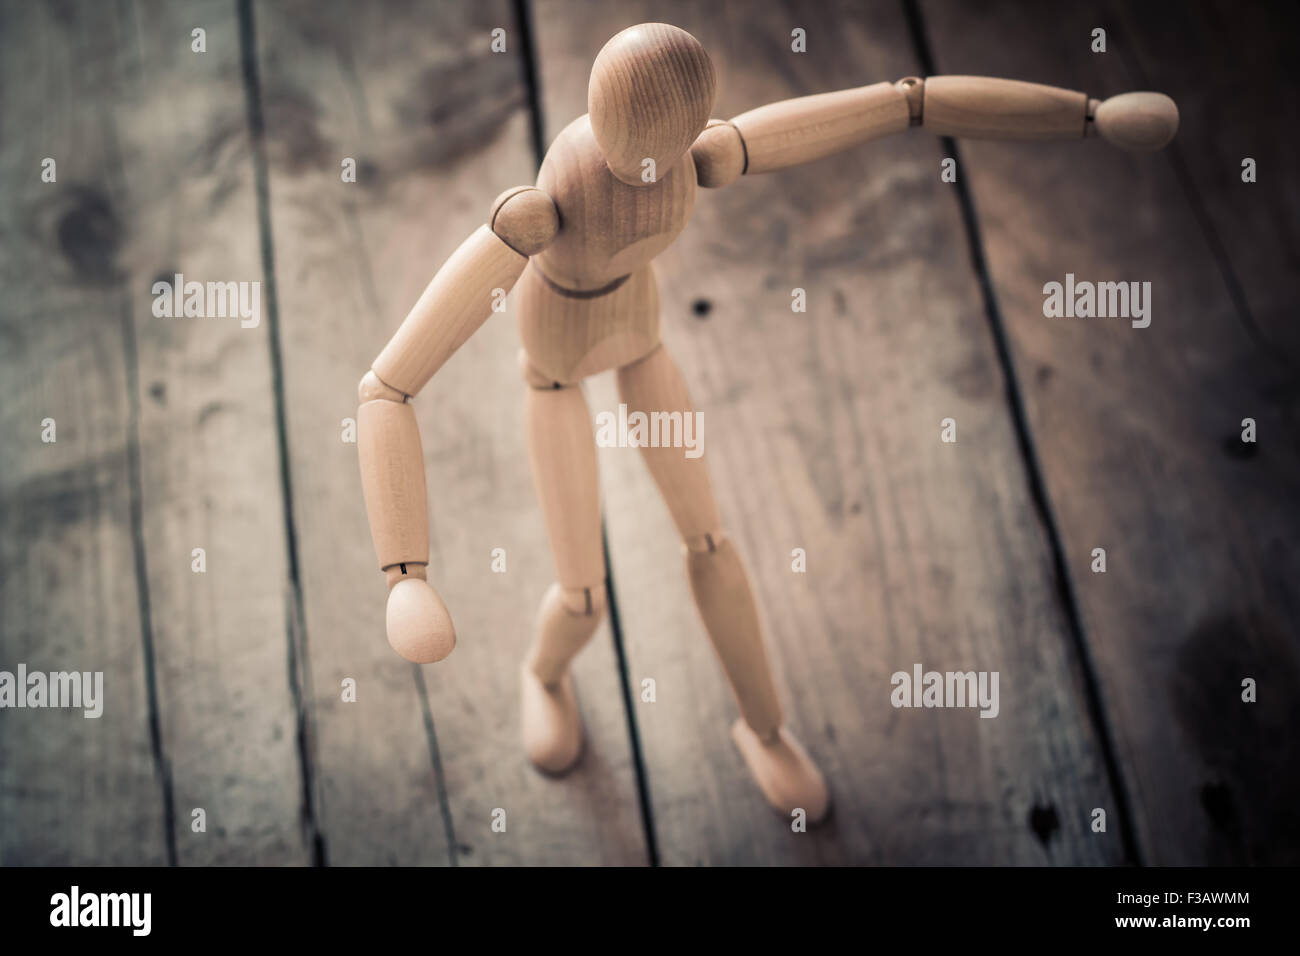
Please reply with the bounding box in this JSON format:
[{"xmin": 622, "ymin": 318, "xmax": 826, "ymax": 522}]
[{"xmin": 587, "ymin": 23, "xmax": 716, "ymax": 186}]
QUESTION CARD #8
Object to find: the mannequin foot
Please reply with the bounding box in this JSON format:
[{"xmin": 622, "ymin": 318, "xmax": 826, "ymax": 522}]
[
  {"xmin": 731, "ymin": 720, "xmax": 830, "ymax": 823},
  {"xmin": 521, "ymin": 666, "xmax": 584, "ymax": 775}
]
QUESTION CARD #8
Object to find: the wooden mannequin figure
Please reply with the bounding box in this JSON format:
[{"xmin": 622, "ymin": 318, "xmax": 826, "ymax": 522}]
[{"xmin": 357, "ymin": 23, "xmax": 1178, "ymax": 822}]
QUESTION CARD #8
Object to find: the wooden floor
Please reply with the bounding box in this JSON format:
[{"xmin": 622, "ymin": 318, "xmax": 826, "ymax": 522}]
[{"xmin": 1, "ymin": 0, "xmax": 1296, "ymax": 865}]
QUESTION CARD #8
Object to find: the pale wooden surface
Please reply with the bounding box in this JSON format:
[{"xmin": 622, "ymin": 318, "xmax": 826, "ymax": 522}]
[
  {"xmin": 523, "ymin": 383, "xmax": 606, "ymax": 590},
  {"xmin": 730, "ymin": 81, "xmax": 911, "ymax": 175},
  {"xmin": 2, "ymin": 0, "xmax": 1295, "ymax": 866},
  {"xmin": 922, "ymin": 76, "xmax": 1087, "ymax": 140},
  {"xmin": 535, "ymin": 115, "xmax": 697, "ymax": 292},
  {"xmin": 372, "ymin": 226, "xmax": 527, "ymax": 398},
  {"xmin": 586, "ymin": 22, "xmax": 717, "ymax": 185}
]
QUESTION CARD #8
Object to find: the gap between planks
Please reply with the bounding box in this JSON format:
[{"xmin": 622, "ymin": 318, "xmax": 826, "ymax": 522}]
[
  {"xmin": 903, "ymin": 0, "xmax": 1143, "ymax": 865},
  {"xmin": 237, "ymin": 0, "xmax": 327, "ymax": 867},
  {"xmin": 512, "ymin": 0, "xmax": 663, "ymax": 867}
]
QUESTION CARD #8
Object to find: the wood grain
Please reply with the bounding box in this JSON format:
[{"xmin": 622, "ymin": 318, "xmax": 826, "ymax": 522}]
[
  {"xmin": 0, "ymin": 0, "xmax": 166, "ymax": 863},
  {"xmin": 516, "ymin": 263, "xmax": 661, "ymax": 384},
  {"xmin": 922, "ymin": 0, "xmax": 1300, "ymax": 864},
  {"xmin": 535, "ymin": 115, "xmax": 697, "ymax": 291},
  {"xmin": 922, "ymin": 76, "xmax": 1087, "ymax": 141},
  {"xmin": 0, "ymin": 0, "xmax": 309, "ymax": 865},
  {"xmin": 490, "ymin": 186, "xmax": 559, "ymax": 257},
  {"xmin": 357, "ymin": 398, "xmax": 429, "ymax": 570},
  {"xmin": 524, "ymin": 384, "xmax": 606, "ymax": 590},
  {"xmin": 372, "ymin": 226, "xmax": 527, "ymax": 397},
  {"xmin": 253, "ymin": 0, "xmax": 647, "ymax": 865},
  {"xmin": 128, "ymin": 3, "xmax": 310, "ymax": 866},
  {"xmin": 7, "ymin": 0, "xmax": 1289, "ymax": 868},
  {"xmin": 535, "ymin": 0, "xmax": 1123, "ymax": 865},
  {"xmin": 732, "ymin": 81, "xmax": 910, "ymax": 174},
  {"xmin": 588, "ymin": 22, "xmax": 717, "ymax": 185}
]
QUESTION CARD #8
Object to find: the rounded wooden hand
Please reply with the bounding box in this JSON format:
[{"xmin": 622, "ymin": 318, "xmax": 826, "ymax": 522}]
[
  {"xmin": 386, "ymin": 577, "xmax": 456, "ymax": 663},
  {"xmin": 1094, "ymin": 92, "xmax": 1179, "ymax": 151}
]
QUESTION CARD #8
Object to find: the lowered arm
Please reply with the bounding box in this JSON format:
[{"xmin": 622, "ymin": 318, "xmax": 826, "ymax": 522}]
[
  {"xmin": 690, "ymin": 75, "xmax": 1179, "ymax": 186},
  {"xmin": 357, "ymin": 187, "xmax": 558, "ymax": 662}
]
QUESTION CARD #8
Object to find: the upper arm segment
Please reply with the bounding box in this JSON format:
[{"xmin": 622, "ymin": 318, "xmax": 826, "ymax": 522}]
[{"xmin": 367, "ymin": 187, "xmax": 557, "ymax": 398}]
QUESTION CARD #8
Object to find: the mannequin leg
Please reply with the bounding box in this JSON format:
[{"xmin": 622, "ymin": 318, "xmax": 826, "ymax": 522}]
[
  {"xmin": 521, "ymin": 354, "xmax": 606, "ymax": 774},
  {"xmin": 616, "ymin": 344, "xmax": 829, "ymax": 822}
]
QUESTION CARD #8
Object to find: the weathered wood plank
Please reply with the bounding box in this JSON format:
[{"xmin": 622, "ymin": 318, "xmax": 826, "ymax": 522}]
[
  {"xmin": 0, "ymin": 0, "xmax": 308, "ymax": 864},
  {"xmin": 129, "ymin": 0, "xmax": 310, "ymax": 865},
  {"xmin": 0, "ymin": 0, "xmax": 165, "ymax": 860},
  {"xmin": 254, "ymin": 0, "xmax": 647, "ymax": 865},
  {"xmin": 1115, "ymin": 0, "xmax": 1300, "ymax": 365},
  {"xmin": 534, "ymin": 0, "xmax": 1122, "ymax": 864},
  {"xmin": 922, "ymin": 0, "xmax": 1300, "ymax": 863}
]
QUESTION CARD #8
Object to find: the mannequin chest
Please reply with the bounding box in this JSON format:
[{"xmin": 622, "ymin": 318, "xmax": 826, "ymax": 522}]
[{"xmin": 534, "ymin": 115, "xmax": 696, "ymax": 291}]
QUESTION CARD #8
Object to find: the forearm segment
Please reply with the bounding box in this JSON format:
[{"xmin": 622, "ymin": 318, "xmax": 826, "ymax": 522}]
[{"xmin": 356, "ymin": 186, "xmax": 558, "ymax": 662}]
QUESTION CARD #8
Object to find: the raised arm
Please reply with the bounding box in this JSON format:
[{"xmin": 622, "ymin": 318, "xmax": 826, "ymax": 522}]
[
  {"xmin": 357, "ymin": 187, "xmax": 558, "ymax": 662},
  {"xmin": 690, "ymin": 75, "xmax": 1179, "ymax": 186}
]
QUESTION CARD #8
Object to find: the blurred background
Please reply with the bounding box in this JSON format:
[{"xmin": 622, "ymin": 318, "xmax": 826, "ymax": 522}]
[{"xmin": 1, "ymin": 0, "xmax": 1297, "ymax": 866}]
